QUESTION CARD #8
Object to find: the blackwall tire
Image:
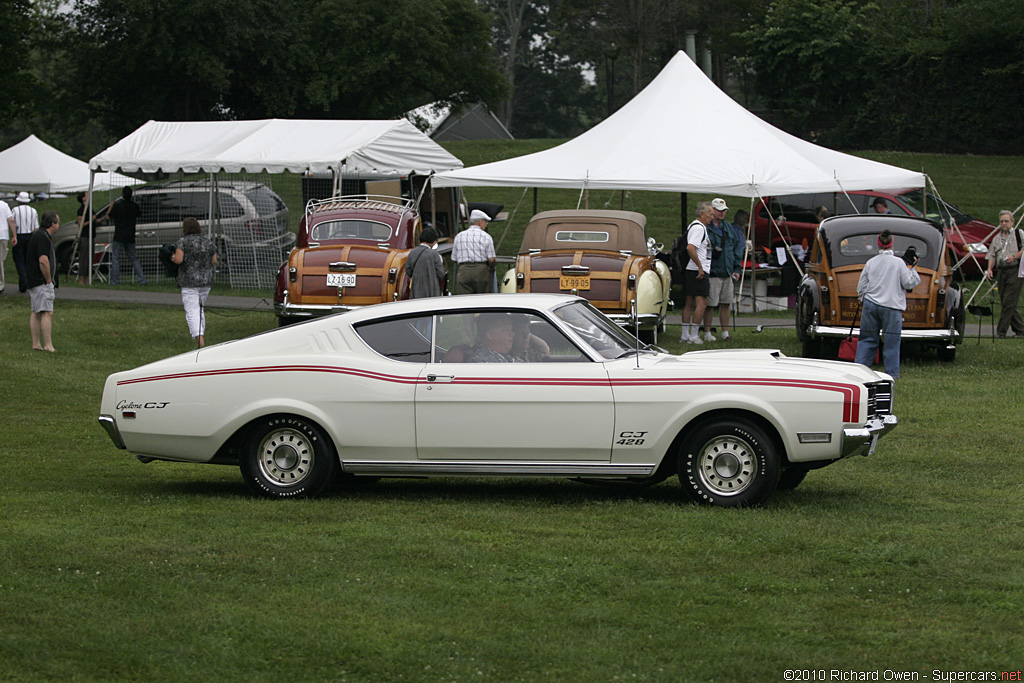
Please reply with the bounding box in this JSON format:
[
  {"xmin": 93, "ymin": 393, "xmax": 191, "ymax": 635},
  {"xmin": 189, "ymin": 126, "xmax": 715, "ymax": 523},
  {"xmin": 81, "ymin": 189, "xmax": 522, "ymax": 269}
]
[
  {"xmin": 678, "ymin": 418, "xmax": 780, "ymax": 507},
  {"xmin": 241, "ymin": 416, "xmax": 336, "ymax": 498}
]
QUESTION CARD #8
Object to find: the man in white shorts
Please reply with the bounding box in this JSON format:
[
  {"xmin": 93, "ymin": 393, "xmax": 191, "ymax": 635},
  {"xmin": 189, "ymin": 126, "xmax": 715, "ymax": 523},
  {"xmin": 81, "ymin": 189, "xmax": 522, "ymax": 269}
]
[{"xmin": 679, "ymin": 201, "xmax": 713, "ymax": 343}]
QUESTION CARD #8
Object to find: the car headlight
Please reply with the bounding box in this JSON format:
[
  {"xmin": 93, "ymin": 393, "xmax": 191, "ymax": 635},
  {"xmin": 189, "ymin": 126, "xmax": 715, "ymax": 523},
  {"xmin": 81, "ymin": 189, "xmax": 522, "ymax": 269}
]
[{"xmin": 965, "ymin": 243, "xmax": 988, "ymax": 254}]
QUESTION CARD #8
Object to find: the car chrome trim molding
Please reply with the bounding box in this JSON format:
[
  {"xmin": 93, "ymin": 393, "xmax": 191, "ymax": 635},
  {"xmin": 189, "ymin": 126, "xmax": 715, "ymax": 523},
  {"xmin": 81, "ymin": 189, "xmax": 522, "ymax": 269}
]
[
  {"xmin": 274, "ymin": 302, "xmax": 361, "ymax": 317},
  {"xmin": 809, "ymin": 324, "xmax": 959, "ymax": 341},
  {"xmin": 841, "ymin": 414, "xmax": 898, "ymax": 457},
  {"xmin": 606, "ymin": 313, "xmax": 663, "ymax": 326},
  {"xmin": 114, "ymin": 364, "xmax": 865, "ymax": 423},
  {"xmin": 97, "ymin": 415, "xmax": 127, "ymax": 450},
  {"xmin": 342, "ymin": 460, "xmax": 657, "ymax": 477}
]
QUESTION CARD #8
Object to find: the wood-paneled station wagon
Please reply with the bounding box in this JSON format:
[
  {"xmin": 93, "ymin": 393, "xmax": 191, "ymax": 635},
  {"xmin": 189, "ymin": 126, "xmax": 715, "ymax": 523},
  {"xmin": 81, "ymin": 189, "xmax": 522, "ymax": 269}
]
[
  {"xmin": 274, "ymin": 195, "xmax": 442, "ymax": 326},
  {"xmin": 499, "ymin": 210, "xmax": 671, "ymax": 342},
  {"xmin": 796, "ymin": 214, "xmax": 966, "ymax": 361},
  {"xmin": 99, "ymin": 294, "xmax": 898, "ymax": 507}
]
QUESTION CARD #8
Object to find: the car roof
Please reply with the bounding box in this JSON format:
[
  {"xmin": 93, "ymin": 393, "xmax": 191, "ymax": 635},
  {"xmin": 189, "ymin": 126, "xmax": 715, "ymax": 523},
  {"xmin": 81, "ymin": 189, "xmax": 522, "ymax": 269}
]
[
  {"xmin": 520, "ymin": 209, "xmax": 648, "ymax": 253},
  {"xmin": 325, "ymin": 293, "xmax": 586, "ymax": 325},
  {"xmin": 818, "ymin": 214, "xmax": 945, "ymax": 252},
  {"xmin": 137, "ymin": 180, "xmax": 264, "ymax": 193}
]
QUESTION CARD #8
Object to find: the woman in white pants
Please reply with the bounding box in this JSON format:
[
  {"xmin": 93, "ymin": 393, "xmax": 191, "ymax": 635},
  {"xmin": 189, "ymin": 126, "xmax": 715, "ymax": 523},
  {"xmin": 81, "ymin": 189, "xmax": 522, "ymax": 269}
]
[{"xmin": 172, "ymin": 217, "xmax": 218, "ymax": 347}]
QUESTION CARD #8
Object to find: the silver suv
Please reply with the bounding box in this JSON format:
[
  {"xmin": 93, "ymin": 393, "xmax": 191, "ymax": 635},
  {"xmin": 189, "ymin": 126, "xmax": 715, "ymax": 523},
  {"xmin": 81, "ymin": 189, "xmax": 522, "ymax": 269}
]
[{"xmin": 55, "ymin": 179, "xmax": 294, "ymax": 288}]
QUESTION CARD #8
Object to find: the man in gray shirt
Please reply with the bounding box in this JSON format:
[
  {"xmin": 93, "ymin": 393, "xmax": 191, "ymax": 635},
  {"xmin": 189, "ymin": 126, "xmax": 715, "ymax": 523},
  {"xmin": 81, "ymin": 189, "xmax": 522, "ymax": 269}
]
[
  {"xmin": 404, "ymin": 228, "xmax": 446, "ymax": 298},
  {"xmin": 855, "ymin": 229, "xmax": 920, "ymax": 378}
]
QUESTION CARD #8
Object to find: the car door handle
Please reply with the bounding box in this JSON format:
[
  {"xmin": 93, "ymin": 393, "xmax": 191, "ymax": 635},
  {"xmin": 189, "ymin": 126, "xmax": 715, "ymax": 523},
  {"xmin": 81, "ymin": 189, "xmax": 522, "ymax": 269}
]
[{"xmin": 426, "ymin": 374, "xmax": 455, "ymax": 383}]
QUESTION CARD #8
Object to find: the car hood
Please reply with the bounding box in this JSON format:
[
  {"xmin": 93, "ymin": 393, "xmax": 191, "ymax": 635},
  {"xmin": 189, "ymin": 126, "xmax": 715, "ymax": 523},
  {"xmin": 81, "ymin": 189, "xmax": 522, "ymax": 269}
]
[{"xmin": 651, "ymin": 348, "xmax": 891, "ymax": 382}]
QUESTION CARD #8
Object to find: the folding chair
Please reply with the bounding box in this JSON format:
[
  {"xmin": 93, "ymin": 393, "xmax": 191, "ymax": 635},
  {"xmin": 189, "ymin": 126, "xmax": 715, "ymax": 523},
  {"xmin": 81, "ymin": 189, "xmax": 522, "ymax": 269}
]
[{"xmin": 966, "ymin": 301, "xmax": 994, "ymax": 343}]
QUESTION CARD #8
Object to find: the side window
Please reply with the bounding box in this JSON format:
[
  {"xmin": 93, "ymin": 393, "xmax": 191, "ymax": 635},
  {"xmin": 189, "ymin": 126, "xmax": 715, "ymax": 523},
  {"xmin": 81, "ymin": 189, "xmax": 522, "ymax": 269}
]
[
  {"xmin": 435, "ymin": 311, "xmax": 586, "ymax": 363},
  {"xmin": 135, "ymin": 194, "xmax": 161, "ymax": 223},
  {"xmin": 354, "ymin": 316, "xmax": 432, "ymax": 363},
  {"xmin": 217, "ymin": 193, "xmax": 245, "ymax": 219}
]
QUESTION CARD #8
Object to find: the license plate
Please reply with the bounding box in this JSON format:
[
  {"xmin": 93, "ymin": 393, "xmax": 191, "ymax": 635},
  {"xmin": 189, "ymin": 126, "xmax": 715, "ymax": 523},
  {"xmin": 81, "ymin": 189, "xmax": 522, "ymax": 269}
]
[
  {"xmin": 327, "ymin": 273, "xmax": 356, "ymax": 288},
  {"xmin": 560, "ymin": 275, "xmax": 590, "ymax": 291}
]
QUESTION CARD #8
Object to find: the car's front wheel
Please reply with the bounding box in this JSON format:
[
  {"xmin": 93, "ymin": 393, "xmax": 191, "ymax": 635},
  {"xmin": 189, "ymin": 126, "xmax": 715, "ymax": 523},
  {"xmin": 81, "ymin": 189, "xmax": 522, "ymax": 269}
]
[
  {"xmin": 678, "ymin": 417, "xmax": 780, "ymax": 507},
  {"xmin": 241, "ymin": 415, "xmax": 336, "ymax": 498}
]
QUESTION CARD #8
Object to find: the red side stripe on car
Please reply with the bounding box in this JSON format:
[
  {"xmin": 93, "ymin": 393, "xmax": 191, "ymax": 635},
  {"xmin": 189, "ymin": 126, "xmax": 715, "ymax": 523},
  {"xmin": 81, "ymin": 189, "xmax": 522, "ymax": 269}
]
[{"xmin": 118, "ymin": 367, "xmax": 860, "ymax": 422}]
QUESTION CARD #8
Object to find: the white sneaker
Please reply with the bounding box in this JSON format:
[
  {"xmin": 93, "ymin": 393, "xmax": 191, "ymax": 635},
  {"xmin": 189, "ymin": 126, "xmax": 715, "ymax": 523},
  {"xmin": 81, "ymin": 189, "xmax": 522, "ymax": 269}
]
[
  {"xmin": 679, "ymin": 332, "xmax": 693, "ymax": 343},
  {"xmin": 721, "ymin": 330, "xmax": 730, "ymax": 341},
  {"xmin": 703, "ymin": 331, "xmax": 716, "ymax": 342},
  {"xmin": 690, "ymin": 335, "xmax": 704, "ymax": 345}
]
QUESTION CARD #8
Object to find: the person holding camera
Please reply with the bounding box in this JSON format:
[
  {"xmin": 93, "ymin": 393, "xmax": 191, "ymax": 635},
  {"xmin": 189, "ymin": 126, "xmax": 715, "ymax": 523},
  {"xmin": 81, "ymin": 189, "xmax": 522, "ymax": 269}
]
[
  {"xmin": 854, "ymin": 229, "xmax": 920, "ymax": 379},
  {"xmin": 984, "ymin": 210, "xmax": 1024, "ymax": 338}
]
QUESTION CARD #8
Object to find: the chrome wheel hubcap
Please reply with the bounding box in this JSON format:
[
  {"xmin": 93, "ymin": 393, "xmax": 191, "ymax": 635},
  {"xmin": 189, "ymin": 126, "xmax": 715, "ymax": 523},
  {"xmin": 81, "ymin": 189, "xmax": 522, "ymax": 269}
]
[
  {"xmin": 258, "ymin": 428, "xmax": 314, "ymax": 487},
  {"xmin": 698, "ymin": 435, "xmax": 756, "ymax": 496}
]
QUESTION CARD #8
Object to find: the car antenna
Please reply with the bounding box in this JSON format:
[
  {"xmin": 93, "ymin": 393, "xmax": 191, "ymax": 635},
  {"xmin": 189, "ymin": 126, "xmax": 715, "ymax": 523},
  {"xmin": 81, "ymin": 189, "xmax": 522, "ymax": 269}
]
[{"xmin": 631, "ymin": 299, "xmax": 641, "ymax": 369}]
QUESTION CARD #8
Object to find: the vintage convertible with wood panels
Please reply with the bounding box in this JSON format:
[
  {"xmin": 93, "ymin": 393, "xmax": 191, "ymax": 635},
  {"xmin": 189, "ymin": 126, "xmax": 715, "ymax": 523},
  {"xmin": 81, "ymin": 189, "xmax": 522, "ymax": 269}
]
[{"xmin": 500, "ymin": 210, "xmax": 672, "ymax": 341}]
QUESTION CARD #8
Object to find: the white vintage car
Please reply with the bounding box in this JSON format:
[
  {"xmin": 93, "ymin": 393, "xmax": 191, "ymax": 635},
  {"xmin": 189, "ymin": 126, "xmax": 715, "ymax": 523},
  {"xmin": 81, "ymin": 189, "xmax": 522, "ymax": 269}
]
[{"xmin": 98, "ymin": 294, "xmax": 897, "ymax": 507}]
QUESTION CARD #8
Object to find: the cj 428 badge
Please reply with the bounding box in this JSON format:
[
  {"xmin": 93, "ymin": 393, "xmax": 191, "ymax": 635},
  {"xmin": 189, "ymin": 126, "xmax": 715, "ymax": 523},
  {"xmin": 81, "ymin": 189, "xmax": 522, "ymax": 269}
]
[{"xmin": 617, "ymin": 431, "xmax": 647, "ymax": 446}]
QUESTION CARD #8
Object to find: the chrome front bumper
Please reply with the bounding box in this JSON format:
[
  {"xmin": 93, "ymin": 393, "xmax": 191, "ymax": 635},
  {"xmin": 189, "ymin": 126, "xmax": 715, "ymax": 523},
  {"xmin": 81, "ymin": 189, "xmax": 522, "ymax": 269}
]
[{"xmin": 841, "ymin": 414, "xmax": 898, "ymax": 457}]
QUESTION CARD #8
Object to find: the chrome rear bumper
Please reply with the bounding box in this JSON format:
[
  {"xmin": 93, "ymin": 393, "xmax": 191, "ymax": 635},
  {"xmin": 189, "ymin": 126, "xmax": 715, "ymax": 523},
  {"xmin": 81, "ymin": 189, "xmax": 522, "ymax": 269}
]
[{"xmin": 97, "ymin": 414, "xmax": 126, "ymax": 450}]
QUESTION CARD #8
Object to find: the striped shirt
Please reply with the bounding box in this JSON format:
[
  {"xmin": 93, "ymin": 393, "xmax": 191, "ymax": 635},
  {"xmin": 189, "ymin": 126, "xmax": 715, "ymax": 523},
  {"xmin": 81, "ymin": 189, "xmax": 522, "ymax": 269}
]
[
  {"xmin": 452, "ymin": 225, "xmax": 495, "ymax": 264},
  {"xmin": 12, "ymin": 204, "xmax": 38, "ymax": 235}
]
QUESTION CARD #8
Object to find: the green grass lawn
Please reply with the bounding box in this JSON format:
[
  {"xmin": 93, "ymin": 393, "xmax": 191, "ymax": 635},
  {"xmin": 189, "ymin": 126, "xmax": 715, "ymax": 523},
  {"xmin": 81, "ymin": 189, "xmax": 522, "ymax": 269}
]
[{"xmin": 2, "ymin": 295, "xmax": 1023, "ymax": 681}]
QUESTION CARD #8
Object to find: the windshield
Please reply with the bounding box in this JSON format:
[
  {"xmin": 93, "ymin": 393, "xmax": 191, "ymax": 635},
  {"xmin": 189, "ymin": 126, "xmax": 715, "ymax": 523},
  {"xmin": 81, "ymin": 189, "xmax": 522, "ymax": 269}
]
[
  {"xmin": 552, "ymin": 300, "xmax": 641, "ymax": 359},
  {"xmin": 899, "ymin": 189, "xmax": 969, "ymax": 225}
]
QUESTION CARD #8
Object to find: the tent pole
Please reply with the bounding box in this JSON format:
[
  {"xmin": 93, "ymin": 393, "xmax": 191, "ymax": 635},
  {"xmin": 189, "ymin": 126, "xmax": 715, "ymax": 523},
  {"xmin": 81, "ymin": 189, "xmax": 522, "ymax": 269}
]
[
  {"xmin": 680, "ymin": 193, "xmax": 688, "ymax": 234},
  {"xmin": 533, "ymin": 188, "xmax": 537, "ymax": 216},
  {"xmin": 207, "ymin": 173, "xmax": 215, "ymax": 239},
  {"xmin": 86, "ymin": 171, "xmax": 96, "ymax": 285}
]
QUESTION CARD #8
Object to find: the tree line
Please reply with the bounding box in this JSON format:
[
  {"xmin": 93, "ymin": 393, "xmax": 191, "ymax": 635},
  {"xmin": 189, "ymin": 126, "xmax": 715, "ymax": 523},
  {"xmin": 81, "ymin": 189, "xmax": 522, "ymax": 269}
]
[{"xmin": 2, "ymin": 0, "xmax": 1022, "ymax": 159}]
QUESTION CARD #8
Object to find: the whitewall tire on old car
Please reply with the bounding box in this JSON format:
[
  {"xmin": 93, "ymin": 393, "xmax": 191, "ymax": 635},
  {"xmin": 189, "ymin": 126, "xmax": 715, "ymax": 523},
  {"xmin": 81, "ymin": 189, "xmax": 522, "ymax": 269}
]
[
  {"xmin": 241, "ymin": 416, "xmax": 336, "ymax": 498},
  {"xmin": 678, "ymin": 418, "xmax": 780, "ymax": 507}
]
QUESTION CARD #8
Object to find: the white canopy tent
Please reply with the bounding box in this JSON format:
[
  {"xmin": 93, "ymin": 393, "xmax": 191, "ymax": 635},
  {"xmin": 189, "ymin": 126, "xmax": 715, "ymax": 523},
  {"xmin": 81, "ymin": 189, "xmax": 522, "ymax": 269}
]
[
  {"xmin": 89, "ymin": 118, "xmax": 463, "ymax": 176},
  {"xmin": 432, "ymin": 51, "xmax": 924, "ymax": 196},
  {"xmin": 83, "ymin": 119, "xmax": 464, "ymax": 286},
  {"xmin": 0, "ymin": 134, "xmax": 140, "ymax": 193}
]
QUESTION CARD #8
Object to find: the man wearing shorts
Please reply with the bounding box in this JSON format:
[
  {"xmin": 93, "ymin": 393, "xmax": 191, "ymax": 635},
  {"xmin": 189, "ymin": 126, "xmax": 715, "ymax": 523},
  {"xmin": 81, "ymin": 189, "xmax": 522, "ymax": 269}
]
[
  {"xmin": 701, "ymin": 198, "xmax": 744, "ymax": 341},
  {"xmin": 26, "ymin": 211, "xmax": 60, "ymax": 352},
  {"xmin": 679, "ymin": 201, "xmax": 713, "ymax": 344}
]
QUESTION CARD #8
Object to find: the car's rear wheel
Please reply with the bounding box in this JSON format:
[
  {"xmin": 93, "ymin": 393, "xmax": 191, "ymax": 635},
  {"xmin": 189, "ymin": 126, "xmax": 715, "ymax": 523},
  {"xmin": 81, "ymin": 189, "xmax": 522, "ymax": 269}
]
[
  {"xmin": 241, "ymin": 415, "xmax": 336, "ymax": 498},
  {"xmin": 678, "ymin": 417, "xmax": 780, "ymax": 507}
]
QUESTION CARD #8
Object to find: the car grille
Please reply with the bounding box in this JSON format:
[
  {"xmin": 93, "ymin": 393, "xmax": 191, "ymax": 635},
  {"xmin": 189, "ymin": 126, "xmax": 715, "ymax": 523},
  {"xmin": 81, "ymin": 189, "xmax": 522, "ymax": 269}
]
[{"xmin": 866, "ymin": 381, "xmax": 893, "ymax": 416}]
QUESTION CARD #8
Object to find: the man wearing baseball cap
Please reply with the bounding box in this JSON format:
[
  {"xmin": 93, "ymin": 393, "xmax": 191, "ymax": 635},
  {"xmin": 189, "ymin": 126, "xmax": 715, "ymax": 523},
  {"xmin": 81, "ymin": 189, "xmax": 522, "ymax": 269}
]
[
  {"xmin": 452, "ymin": 209, "xmax": 496, "ymax": 294},
  {"xmin": 701, "ymin": 198, "xmax": 744, "ymax": 341}
]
